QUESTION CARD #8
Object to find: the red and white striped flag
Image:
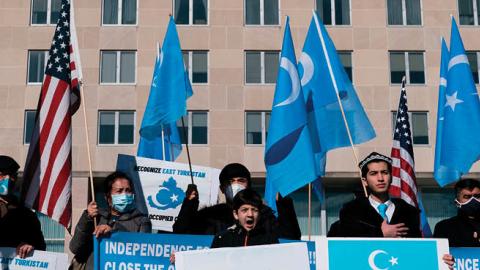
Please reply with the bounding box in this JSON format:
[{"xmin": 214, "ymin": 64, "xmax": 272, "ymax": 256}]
[
  {"xmin": 22, "ymin": 0, "xmax": 82, "ymax": 229},
  {"xmin": 390, "ymin": 78, "xmax": 431, "ymax": 235}
]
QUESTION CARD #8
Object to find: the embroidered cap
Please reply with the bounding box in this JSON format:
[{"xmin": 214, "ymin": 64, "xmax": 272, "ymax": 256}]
[{"xmin": 358, "ymin": 152, "xmax": 392, "ymax": 170}]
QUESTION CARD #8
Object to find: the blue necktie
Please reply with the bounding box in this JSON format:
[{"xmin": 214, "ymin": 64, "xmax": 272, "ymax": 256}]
[{"xmin": 377, "ymin": 203, "xmax": 388, "ymax": 222}]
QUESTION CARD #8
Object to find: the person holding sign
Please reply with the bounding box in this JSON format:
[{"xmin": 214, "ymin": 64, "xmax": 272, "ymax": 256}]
[
  {"xmin": 69, "ymin": 171, "xmax": 151, "ymax": 269},
  {"xmin": 0, "ymin": 155, "xmax": 46, "ymax": 258},
  {"xmin": 328, "ymin": 152, "xmax": 421, "ymax": 238},
  {"xmin": 173, "ymin": 163, "xmax": 301, "ymax": 240},
  {"xmin": 434, "ymin": 178, "xmax": 480, "ymax": 247},
  {"xmin": 211, "ymin": 189, "xmax": 279, "ymax": 248}
]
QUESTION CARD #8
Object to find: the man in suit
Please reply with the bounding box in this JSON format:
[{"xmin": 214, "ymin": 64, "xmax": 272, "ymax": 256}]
[
  {"xmin": 434, "ymin": 178, "xmax": 480, "ymax": 247},
  {"xmin": 328, "ymin": 152, "xmax": 421, "ymax": 238}
]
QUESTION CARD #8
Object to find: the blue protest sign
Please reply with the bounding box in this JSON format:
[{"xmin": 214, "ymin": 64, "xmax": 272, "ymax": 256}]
[
  {"xmin": 94, "ymin": 232, "xmax": 213, "ymax": 270},
  {"xmin": 327, "ymin": 239, "xmax": 445, "ymax": 270},
  {"xmin": 450, "ymin": 248, "xmax": 480, "ymax": 270}
]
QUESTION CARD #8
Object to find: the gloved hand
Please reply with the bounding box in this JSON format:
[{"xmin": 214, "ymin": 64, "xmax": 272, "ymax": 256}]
[{"xmin": 186, "ymin": 184, "xmax": 198, "ymax": 200}]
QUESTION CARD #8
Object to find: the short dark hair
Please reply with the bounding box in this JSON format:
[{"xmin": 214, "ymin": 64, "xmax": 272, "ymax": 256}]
[
  {"xmin": 361, "ymin": 160, "xmax": 392, "ymax": 178},
  {"xmin": 219, "ymin": 163, "xmax": 251, "ymax": 188},
  {"xmin": 454, "ymin": 178, "xmax": 480, "ymax": 196},
  {"xmin": 104, "ymin": 171, "xmax": 134, "ymax": 197},
  {"xmin": 232, "ymin": 189, "xmax": 263, "ymax": 211}
]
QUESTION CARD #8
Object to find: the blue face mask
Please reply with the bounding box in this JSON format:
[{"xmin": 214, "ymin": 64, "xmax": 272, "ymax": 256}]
[
  {"xmin": 0, "ymin": 177, "xmax": 9, "ymax": 196},
  {"xmin": 111, "ymin": 193, "xmax": 135, "ymax": 213}
]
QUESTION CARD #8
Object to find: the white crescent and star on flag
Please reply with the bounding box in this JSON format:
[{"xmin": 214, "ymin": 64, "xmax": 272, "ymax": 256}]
[{"xmin": 368, "ymin": 249, "xmax": 399, "ymax": 270}]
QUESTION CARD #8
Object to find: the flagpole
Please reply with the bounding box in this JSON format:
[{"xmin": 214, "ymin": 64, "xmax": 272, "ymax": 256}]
[
  {"xmin": 312, "ymin": 10, "xmax": 367, "ymax": 197},
  {"xmin": 154, "ymin": 41, "xmax": 168, "ymax": 161},
  {"xmin": 181, "ymin": 117, "xmax": 195, "ymax": 184},
  {"xmin": 70, "ymin": 0, "xmax": 97, "ymax": 227},
  {"xmin": 308, "ymin": 183, "xmax": 312, "ymax": 240}
]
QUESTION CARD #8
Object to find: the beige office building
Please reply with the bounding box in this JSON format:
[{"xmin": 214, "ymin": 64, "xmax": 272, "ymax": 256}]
[{"xmin": 1, "ymin": 0, "xmax": 479, "ymax": 252}]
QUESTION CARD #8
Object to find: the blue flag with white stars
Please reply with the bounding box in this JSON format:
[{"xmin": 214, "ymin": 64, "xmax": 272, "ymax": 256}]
[
  {"xmin": 264, "ymin": 17, "xmax": 318, "ymax": 211},
  {"xmin": 434, "ymin": 18, "xmax": 480, "ymax": 187}
]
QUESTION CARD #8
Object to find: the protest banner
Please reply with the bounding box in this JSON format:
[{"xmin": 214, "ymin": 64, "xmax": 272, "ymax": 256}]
[
  {"xmin": 317, "ymin": 237, "xmax": 450, "ymax": 270},
  {"xmin": 280, "ymin": 239, "xmax": 316, "ymax": 270},
  {"xmin": 116, "ymin": 154, "xmax": 220, "ymax": 231},
  {"xmin": 450, "ymin": 248, "xmax": 480, "ymax": 270},
  {"xmin": 0, "ymin": 248, "xmax": 68, "ymax": 270},
  {"xmin": 175, "ymin": 242, "xmax": 310, "ymax": 270},
  {"xmin": 94, "ymin": 232, "xmax": 213, "ymax": 270}
]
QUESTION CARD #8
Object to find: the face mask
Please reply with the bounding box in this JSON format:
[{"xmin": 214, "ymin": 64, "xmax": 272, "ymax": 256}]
[
  {"xmin": 456, "ymin": 197, "xmax": 480, "ymax": 218},
  {"xmin": 111, "ymin": 193, "xmax": 135, "ymax": 213},
  {"xmin": 0, "ymin": 177, "xmax": 10, "ymax": 196},
  {"xmin": 225, "ymin": 183, "xmax": 246, "ymax": 202}
]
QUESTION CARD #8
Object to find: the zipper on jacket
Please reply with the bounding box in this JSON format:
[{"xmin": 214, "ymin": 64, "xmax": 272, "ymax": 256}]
[{"xmin": 243, "ymin": 232, "xmax": 249, "ymax": 246}]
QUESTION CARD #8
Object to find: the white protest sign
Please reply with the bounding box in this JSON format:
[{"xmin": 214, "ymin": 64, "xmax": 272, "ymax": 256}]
[
  {"xmin": 0, "ymin": 248, "xmax": 68, "ymax": 270},
  {"xmin": 175, "ymin": 242, "xmax": 310, "ymax": 270},
  {"xmin": 116, "ymin": 154, "xmax": 220, "ymax": 231}
]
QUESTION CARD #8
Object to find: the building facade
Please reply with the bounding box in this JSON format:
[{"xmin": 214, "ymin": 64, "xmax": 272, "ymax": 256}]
[{"xmin": 1, "ymin": 0, "xmax": 480, "ymax": 253}]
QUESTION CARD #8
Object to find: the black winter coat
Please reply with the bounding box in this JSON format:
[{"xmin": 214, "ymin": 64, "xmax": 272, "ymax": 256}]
[
  {"xmin": 327, "ymin": 197, "xmax": 421, "ymax": 238},
  {"xmin": 210, "ymin": 223, "xmax": 279, "ymax": 248},
  {"xmin": 434, "ymin": 212, "xmax": 480, "ymax": 247},
  {"xmin": 0, "ymin": 195, "xmax": 46, "ymax": 250},
  {"xmin": 69, "ymin": 208, "xmax": 151, "ymax": 270},
  {"xmin": 173, "ymin": 196, "xmax": 301, "ymax": 240}
]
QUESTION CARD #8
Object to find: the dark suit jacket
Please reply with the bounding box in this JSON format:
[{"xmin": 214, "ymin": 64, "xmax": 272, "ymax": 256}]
[
  {"xmin": 327, "ymin": 197, "xmax": 421, "ymax": 238},
  {"xmin": 433, "ymin": 212, "xmax": 480, "ymax": 247}
]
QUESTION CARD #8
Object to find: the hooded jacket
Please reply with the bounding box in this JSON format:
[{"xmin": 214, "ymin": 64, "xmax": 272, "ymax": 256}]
[{"xmin": 69, "ymin": 208, "xmax": 151, "ymax": 270}]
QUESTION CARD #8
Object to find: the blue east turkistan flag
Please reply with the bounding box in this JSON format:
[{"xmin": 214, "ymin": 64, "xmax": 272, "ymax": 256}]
[
  {"xmin": 433, "ymin": 38, "xmax": 457, "ymax": 184},
  {"xmin": 434, "ymin": 18, "xmax": 480, "ymax": 187},
  {"xmin": 297, "ymin": 12, "xmax": 375, "ymax": 195},
  {"xmin": 264, "ymin": 17, "xmax": 318, "ymax": 210},
  {"xmin": 138, "ymin": 17, "xmax": 193, "ymax": 161},
  {"xmin": 328, "ymin": 239, "xmax": 439, "ymax": 270},
  {"xmin": 139, "ymin": 17, "xmax": 193, "ymax": 140}
]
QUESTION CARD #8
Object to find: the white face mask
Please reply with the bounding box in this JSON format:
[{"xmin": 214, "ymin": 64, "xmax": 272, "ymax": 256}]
[{"xmin": 225, "ymin": 183, "xmax": 246, "ymax": 202}]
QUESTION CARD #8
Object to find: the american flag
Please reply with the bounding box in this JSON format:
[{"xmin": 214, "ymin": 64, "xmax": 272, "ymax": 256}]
[
  {"xmin": 22, "ymin": 0, "xmax": 81, "ymax": 229},
  {"xmin": 390, "ymin": 78, "xmax": 431, "ymax": 235}
]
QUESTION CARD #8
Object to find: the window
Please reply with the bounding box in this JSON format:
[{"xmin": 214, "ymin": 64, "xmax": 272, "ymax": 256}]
[
  {"xmin": 387, "ymin": 0, "xmax": 421, "ymax": 25},
  {"xmin": 182, "ymin": 51, "xmax": 208, "ymax": 83},
  {"xmin": 27, "ymin": 51, "xmax": 48, "ymax": 84},
  {"xmin": 177, "ymin": 111, "xmax": 208, "ymax": 144},
  {"xmin": 389, "ymin": 51, "xmax": 425, "ymax": 84},
  {"xmin": 245, "ymin": 111, "xmax": 270, "ymax": 145},
  {"xmin": 98, "ymin": 111, "xmax": 135, "ymax": 145},
  {"xmin": 315, "ymin": 0, "xmax": 350, "ymax": 25},
  {"xmin": 24, "ymin": 110, "xmax": 37, "ymax": 145},
  {"xmin": 102, "ymin": 0, "xmax": 137, "ymax": 25},
  {"xmin": 100, "ymin": 51, "xmax": 136, "ymax": 84},
  {"xmin": 245, "ymin": 0, "xmax": 280, "ymax": 25},
  {"xmin": 31, "ymin": 0, "xmax": 61, "ymax": 25},
  {"xmin": 467, "ymin": 51, "xmax": 480, "ymax": 83},
  {"xmin": 338, "ymin": 51, "xmax": 353, "ymax": 82},
  {"xmin": 391, "ymin": 111, "xmax": 429, "ymax": 145},
  {"xmin": 245, "ymin": 51, "xmax": 279, "ymax": 84},
  {"xmin": 174, "ymin": 0, "xmax": 208, "ymax": 25},
  {"xmin": 458, "ymin": 0, "xmax": 480, "ymax": 25}
]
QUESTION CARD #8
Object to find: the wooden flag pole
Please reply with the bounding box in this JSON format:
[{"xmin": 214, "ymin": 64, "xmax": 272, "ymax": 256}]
[
  {"xmin": 79, "ymin": 81, "xmax": 96, "ymax": 227},
  {"xmin": 181, "ymin": 117, "xmax": 195, "ymax": 185},
  {"xmin": 312, "ymin": 10, "xmax": 367, "ymax": 197},
  {"xmin": 70, "ymin": 0, "xmax": 97, "ymax": 227}
]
